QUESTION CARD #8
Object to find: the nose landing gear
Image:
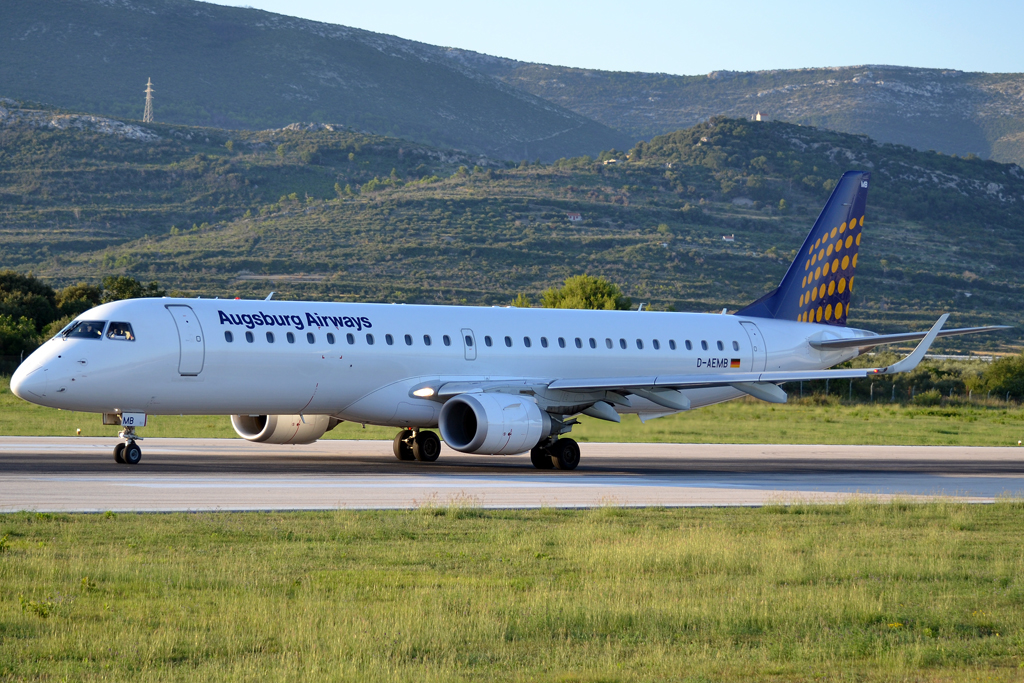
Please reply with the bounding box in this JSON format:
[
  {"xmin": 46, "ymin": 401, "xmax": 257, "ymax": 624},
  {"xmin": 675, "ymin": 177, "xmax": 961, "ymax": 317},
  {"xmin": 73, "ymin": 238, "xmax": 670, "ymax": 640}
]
[{"xmin": 113, "ymin": 426, "xmax": 143, "ymax": 465}]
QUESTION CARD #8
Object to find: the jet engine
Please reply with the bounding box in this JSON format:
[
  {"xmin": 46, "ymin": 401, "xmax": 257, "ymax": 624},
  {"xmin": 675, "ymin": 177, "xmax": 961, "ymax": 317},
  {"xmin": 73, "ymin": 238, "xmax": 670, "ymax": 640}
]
[
  {"xmin": 230, "ymin": 414, "xmax": 338, "ymax": 444},
  {"xmin": 439, "ymin": 393, "xmax": 552, "ymax": 455}
]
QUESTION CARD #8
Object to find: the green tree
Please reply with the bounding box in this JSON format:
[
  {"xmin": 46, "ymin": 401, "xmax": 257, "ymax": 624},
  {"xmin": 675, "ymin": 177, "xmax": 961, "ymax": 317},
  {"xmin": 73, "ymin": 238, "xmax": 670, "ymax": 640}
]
[
  {"xmin": 510, "ymin": 293, "xmax": 532, "ymax": 308},
  {"xmin": 0, "ymin": 314, "xmax": 39, "ymax": 356},
  {"xmin": 224, "ymin": 140, "xmax": 234, "ymax": 153},
  {"xmin": 778, "ymin": 198, "xmax": 788, "ymax": 212},
  {"xmin": 981, "ymin": 354, "xmax": 1024, "ymax": 400},
  {"xmin": 56, "ymin": 283, "xmax": 102, "ymax": 317},
  {"xmin": 541, "ymin": 275, "xmax": 631, "ymax": 311},
  {"xmin": 0, "ymin": 271, "xmax": 58, "ymax": 332},
  {"xmin": 101, "ymin": 276, "xmax": 166, "ymax": 304}
]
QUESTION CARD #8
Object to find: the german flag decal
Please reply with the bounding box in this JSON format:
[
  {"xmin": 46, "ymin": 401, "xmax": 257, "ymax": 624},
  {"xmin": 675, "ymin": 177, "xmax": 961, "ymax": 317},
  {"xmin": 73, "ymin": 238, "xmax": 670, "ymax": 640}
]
[{"xmin": 730, "ymin": 359, "xmax": 741, "ymax": 368}]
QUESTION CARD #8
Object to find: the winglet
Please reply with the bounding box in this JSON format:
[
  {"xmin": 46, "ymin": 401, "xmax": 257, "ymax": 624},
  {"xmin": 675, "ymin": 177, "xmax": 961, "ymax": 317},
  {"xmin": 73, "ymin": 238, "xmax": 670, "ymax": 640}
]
[{"xmin": 879, "ymin": 314, "xmax": 948, "ymax": 375}]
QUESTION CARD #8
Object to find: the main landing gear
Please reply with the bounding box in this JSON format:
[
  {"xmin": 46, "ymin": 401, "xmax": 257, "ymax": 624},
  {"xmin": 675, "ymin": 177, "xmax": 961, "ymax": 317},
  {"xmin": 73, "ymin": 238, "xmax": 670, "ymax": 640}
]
[
  {"xmin": 113, "ymin": 426, "xmax": 143, "ymax": 465},
  {"xmin": 393, "ymin": 429, "xmax": 442, "ymax": 462},
  {"xmin": 530, "ymin": 437, "xmax": 581, "ymax": 471}
]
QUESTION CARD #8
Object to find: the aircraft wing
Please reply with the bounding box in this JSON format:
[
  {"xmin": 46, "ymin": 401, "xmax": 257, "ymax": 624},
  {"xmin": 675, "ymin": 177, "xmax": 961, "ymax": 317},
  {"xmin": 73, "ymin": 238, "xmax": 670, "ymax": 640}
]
[
  {"xmin": 437, "ymin": 315, "xmax": 951, "ymax": 407},
  {"xmin": 809, "ymin": 325, "xmax": 1010, "ymax": 351},
  {"xmin": 549, "ymin": 314, "xmax": 947, "ymax": 393}
]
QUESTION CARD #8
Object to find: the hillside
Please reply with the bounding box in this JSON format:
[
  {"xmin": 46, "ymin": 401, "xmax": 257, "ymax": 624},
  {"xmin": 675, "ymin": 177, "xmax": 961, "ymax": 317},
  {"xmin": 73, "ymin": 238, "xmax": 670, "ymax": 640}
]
[
  {"xmin": 0, "ymin": 0, "xmax": 627, "ymax": 161},
  {"xmin": 447, "ymin": 54, "xmax": 1024, "ymax": 166},
  {"xmin": 1, "ymin": 103, "xmax": 1021, "ymax": 351}
]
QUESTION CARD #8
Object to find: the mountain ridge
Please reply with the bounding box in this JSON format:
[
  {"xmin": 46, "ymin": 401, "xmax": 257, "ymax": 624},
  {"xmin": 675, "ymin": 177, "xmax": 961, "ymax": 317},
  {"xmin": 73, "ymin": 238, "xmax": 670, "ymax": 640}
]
[
  {"xmin": 0, "ymin": 0, "xmax": 629, "ymax": 160},
  {"xmin": 440, "ymin": 53, "xmax": 1024, "ymax": 165}
]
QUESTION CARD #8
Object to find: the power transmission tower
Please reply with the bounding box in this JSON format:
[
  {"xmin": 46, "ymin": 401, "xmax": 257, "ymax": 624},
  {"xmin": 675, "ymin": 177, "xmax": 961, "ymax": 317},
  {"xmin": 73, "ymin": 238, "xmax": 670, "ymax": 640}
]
[{"xmin": 143, "ymin": 78, "xmax": 155, "ymax": 123}]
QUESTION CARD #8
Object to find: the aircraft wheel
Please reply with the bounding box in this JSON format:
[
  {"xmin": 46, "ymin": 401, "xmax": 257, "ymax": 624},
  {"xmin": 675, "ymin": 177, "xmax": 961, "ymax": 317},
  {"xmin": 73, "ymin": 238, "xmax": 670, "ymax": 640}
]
[
  {"xmin": 393, "ymin": 430, "xmax": 415, "ymax": 461},
  {"xmin": 530, "ymin": 446, "xmax": 555, "ymax": 469},
  {"xmin": 113, "ymin": 442, "xmax": 126, "ymax": 464},
  {"xmin": 551, "ymin": 438, "xmax": 580, "ymax": 471},
  {"xmin": 123, "ymin": 441, "xmax": 142, "ymax": 466},
  {"xmin": 412, "ymin": 431, "xmax": 442, "ymax": 462}
]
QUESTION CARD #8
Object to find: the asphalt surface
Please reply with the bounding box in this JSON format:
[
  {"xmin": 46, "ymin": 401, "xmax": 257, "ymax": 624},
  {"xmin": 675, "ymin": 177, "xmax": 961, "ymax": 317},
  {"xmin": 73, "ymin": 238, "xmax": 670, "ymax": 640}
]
[{"xmin": 1, "ymin": 438, "xmax": 1023, "ymax": 511}]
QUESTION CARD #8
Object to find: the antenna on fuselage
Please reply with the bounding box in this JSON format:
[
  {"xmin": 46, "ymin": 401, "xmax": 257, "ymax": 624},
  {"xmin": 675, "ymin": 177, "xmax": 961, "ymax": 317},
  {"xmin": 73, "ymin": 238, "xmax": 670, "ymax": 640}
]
[{"xmin": 265, "ymin": 292, "xmax": 275, "ymax": 300}]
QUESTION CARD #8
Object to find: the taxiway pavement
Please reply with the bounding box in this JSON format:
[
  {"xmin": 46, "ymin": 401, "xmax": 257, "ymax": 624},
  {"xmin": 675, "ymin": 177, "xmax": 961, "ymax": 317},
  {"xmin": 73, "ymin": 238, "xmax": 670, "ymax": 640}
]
[{"xmin": 1, "ymin": 437, "xmax": 1022, "ymax": 511}]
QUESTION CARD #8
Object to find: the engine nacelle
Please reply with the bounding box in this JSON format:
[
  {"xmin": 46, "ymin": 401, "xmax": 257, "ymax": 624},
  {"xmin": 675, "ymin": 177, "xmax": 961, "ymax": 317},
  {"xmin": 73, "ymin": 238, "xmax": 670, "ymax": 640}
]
[
  {"xmin": 230, "ymin": 414, "xmax": 337, "ymax": 444},
  {"xmin": 439, "ymin": 393, "xmax": 552, "ymax": 455}
]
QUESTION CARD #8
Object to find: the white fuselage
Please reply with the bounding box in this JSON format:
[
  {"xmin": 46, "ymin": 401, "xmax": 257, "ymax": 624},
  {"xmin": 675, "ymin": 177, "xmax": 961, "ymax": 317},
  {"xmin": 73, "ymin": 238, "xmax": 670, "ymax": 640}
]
[{"xmin": 12, "ymin": 298, "xmax": 866, "ymax": 426}]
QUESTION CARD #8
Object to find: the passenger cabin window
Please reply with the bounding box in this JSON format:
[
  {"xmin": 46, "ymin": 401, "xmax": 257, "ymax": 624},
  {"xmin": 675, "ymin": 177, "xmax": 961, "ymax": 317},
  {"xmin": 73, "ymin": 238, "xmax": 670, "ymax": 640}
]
[
  {"xmin": 717, "ymin": 341, "xmax": 724, "ymax": 351},
  {"xmin": 636, "ymin": 339, "xmax": 644, "ymax": 350},
  {"xmin": 589, "ymin": 338, "xmax": 596, "ymax": 349},
  {"xmin": 307, "ymin": 332, "xmax": 315, "ymax": 344},
  {"xmin": 574, "ymin": 338, "xmax": 582, "ymax": 349},
  {"xmin": 287, "ymin": 332, "xmax": 295, "ymax": 344},
  {"xmin": 423, "ymin": 335, "xmax": 432, "ymax": 346},
  {"xmin": 106, "ymin": 322, "xmax": 135, "ymax": 341},
  {"xmin": 605, "ymin": 338, "xmax": 613, "ymax": 349},
  {"xmin": 701, "ymin": 340, "xmax": 708, "ymax": 351},
  {"xmin": 484, "ymin": 336, "xmax": 493, "ymax": 347},
  {"xmin": 541, "ymin": 337, "xmax": 549, "ymax": 348},
  {"xmin": 385, "ymin": 334, "xmax": 394, "ymax": 346},
  {"xmin": 64, "ymin": 320, "xmax": 106, "ymax": 339},
  {"xmin": 669, "ymin": 339, "xmax": 676, "ymax": 350},
  {"xmin": 266, "ymin": 331, "xmax": 275, "ymax": 343},
  {"xmin": 366, "ymin": 333, "xmax": 374, "ymax": 345},
  {"xmin": 504, "ymin": 336, "xmax": 512, "ymax": 347},
  {"xmin": 523, "ymin": 337, "xmax": 531, "ymax": 348},
  {"xmin": 327, "ymin": 333, "xmax": 335, "ymax": 344},
  {"xmin": 465, "ymin": 335, "xmax": 473, "ymax": 347},
  {"xmin": 732, "ymin": 341, "xmax": 740, "ymax": 351},
  {"xmin": 653, "ymin": 339, "xmax": 660, "ymax": 350},
  {"xmin": 404, "ymin": 334, "xmax": 413, "ymax": 346},
  {"xmin": 224, "ymin": 331, "xmax": 234, "ymax": 343},
  {"xmin": 558, "ymin": 337, "xmax": 566, "ymax": 348},
  {"xmin": 245, "ymin": 331, "xmax": 254, "ymax": 343},
  {"xmin": 685, "ymin": 340, "xmax": 692, "ymax": 350},
  {"xmin": 443, "ymin": 335, "xmax": 451, "ymax": 346},
  {"xmin": 347, "ymin": 333, "xmax": 355, "ymax": 344},
  {"xmin": 619, "ymin": 338, "xmax": 627, "ymax": 349}
]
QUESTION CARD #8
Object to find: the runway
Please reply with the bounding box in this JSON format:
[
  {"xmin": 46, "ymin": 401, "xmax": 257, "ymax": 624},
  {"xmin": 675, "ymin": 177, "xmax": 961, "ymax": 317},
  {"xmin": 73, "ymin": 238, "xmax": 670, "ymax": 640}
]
[{"xmin": 1, "ymin": 437, "xmax": 1023, "ymax": 512}]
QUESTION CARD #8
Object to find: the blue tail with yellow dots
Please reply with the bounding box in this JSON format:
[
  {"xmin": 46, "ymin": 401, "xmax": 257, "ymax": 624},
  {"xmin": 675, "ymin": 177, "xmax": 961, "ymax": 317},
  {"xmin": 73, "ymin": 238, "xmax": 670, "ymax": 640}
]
[{"xmin": 736, "ymin": 170, "xmax": 870, "ymax": 325}]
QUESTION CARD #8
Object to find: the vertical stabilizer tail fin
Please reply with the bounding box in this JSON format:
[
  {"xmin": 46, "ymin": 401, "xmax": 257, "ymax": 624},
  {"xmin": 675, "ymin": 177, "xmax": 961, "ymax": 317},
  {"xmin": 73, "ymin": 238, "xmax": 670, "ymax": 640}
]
[{"xmin": 736, "ymin": 170, "xmax": 870, "ymax": 325}]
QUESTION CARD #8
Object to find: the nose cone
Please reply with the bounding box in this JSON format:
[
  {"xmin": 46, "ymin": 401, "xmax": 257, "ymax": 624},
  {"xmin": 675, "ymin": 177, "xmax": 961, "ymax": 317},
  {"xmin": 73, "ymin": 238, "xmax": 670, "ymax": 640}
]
[{"xmin": 10, "ymin": 363, "xmax": 46, "ymax": 401}]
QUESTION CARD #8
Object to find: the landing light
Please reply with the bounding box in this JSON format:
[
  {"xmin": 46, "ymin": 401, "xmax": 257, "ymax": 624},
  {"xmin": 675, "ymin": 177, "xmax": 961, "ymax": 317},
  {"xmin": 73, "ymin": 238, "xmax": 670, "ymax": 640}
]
[{"xmin": 413, "ymin": 387, "xmax": 436, "ymax": 398}]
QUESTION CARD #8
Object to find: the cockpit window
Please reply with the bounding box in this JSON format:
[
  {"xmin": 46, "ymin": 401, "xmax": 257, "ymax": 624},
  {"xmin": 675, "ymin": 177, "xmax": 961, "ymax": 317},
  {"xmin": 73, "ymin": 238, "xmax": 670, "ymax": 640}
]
[
  {"xmin": 63, "ymin": 320, "xmax": 107, "ymax": 340},
  {"xmin": 106, "ymin": 322, "xmax": 135, "ymax": 341}
]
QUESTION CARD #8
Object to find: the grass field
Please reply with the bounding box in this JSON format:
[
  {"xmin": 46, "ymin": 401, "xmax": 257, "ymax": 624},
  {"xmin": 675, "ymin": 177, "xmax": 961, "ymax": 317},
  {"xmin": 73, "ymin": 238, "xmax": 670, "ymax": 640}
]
[
  {"xmin": 1, "ymin": 504, "xmax": 1023, "ymax": 681},
  {"xmin": 3, "ymin": 376, "xmax": 1023, "ymax": 447}
]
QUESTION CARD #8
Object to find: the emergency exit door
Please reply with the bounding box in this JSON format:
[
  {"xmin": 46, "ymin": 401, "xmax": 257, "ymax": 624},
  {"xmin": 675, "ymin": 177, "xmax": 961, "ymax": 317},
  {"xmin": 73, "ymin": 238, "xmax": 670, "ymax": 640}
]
[{"xmin": 166, "ymin": 305, "xmax": 205, "ymax": 375}]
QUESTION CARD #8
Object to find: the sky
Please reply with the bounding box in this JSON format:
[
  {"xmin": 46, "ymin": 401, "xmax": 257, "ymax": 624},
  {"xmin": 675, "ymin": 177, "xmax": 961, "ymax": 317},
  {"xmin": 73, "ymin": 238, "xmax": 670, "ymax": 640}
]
[{"xmin": 210, "ymin": 0, "xmax": 1024, "ymax": 75}]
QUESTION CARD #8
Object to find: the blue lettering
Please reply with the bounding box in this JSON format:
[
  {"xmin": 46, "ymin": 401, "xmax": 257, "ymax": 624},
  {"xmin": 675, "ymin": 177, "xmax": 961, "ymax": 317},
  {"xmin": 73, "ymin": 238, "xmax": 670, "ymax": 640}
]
[
  {"xmin": 240, "ymin": 314, "xmax": 254, "ymax": 329},
  {"xmin": 360, "ymin": 316, "xmax": 372, "ymax": 329},
  {"xmin": 306, "ymin": 312, "xmax": 319, "ymax": 327},
  {"xmin": 291, "ymin": 315, "xmax": 304, "ymax": 330},
  {"xmin": 218, "ymin": 310, "xmax": 231, "ymax": 325}
]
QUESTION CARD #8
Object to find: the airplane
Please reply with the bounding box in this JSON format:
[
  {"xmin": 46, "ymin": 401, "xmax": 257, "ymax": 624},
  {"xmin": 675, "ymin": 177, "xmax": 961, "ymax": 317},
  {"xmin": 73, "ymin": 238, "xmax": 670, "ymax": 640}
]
[{"xmin": 10, "ymin": 171, "xmax": 1007, "ymax": 469}]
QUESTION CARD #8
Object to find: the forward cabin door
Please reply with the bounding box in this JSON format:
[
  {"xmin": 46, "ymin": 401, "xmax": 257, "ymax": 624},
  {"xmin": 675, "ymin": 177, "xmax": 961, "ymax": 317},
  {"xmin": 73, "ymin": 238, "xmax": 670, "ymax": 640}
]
[
  {"xmin": 166, "ymin": 305, "xmax": 206, "ymax": 376},
  {"xmin": 461, "ymin": 328, "xmax": 477, "ymax": 361},
  {"xmin": 740, "ymin": 321, "xmax": 767, "ymax": 372}
]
